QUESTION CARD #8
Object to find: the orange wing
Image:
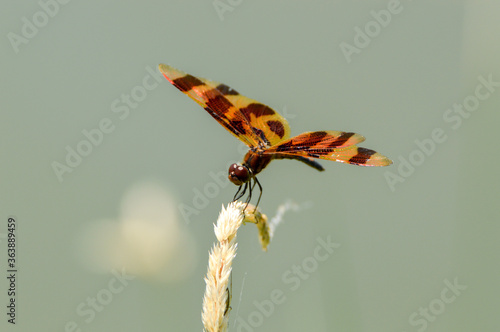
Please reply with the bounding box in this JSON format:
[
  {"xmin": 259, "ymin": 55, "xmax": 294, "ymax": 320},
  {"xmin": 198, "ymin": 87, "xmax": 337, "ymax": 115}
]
[
  {"xmin": 159, "ymin": 64, "xmax": 290, "ymax": 147},
  {"xmin": 230, "ymin": 98, "xmax": 290, "ymax": 147},
  {"xmin": 264, "ymin": 131, "xmax": 392, "ymax": 166}
]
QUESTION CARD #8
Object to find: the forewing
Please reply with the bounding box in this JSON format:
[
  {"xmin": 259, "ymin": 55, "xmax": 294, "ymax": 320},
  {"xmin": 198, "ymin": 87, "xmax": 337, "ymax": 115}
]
[
  {"xmin": 159, "ymin": 64, "xmax": 260, "ymax": 147},
  {"xmin": 230, "ymin": 97, "xmax": 291, "ymax": 146},
  {"xmin": 265, "ymin": 131, "xmax": 392, "ymax": 166}
]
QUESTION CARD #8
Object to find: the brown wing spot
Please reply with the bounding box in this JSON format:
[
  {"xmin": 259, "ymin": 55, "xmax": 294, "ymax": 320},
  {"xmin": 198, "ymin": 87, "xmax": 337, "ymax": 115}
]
[
  {"xmin": 240, "ymin": 103, "xmax": 275, "ymax": 119},
  {"xmin": 327, "ymin": 132, "xmax": 355, "ymax": 148},
  {"xmin": 216, "ymin": 84, "xmax": 239, "ymax": 95},
  {"xmin": 266, "ymin": 120, "xmax": 285, "ymax": 138},
  {"xmin": 301, "ymin": 131, "xmax": 328, "ymax": 147},
  {"xmin": 203, "ymin": 107, "xmax": 241, "ymax": 136},
  {"xmin": 172, "ymin": 75, "xmax": 205, "ymax": 92},
  {"xmin": 230, "ymin": 120, "xmax": 247, "ymax": 135},
  {"xmin": 206, "ymin": 95, "xmax": 234, "ymax": 114},
  {"xmin": 276, "ymin": 141, "xmax": 293, "ymax": 152},
  {"xmin": 276, "ymin": 140, "xmax": 293, "ymax": 152},
  {"xmin": 349, "ymin": 147, "xmax": 376, "ymax": 165}
]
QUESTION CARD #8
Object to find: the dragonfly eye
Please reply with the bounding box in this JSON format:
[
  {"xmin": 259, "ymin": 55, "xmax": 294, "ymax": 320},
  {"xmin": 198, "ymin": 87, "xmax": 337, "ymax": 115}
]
[{"xmin": 228, "ymin": 163, "xmax": 249, "ymax": 185}]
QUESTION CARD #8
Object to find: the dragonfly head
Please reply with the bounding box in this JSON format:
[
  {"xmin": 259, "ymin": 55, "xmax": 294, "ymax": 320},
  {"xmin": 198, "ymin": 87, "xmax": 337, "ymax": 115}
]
[{"xmin": 228, "ymin": 163, "xmax": 250, "ymax": 186}]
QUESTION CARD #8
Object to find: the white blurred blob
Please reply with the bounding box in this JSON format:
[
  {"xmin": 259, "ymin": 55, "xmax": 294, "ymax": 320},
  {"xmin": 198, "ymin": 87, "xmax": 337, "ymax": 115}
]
[{"xmin": 78, "ymin": 182, "xmax": 196, "ymax": 282}]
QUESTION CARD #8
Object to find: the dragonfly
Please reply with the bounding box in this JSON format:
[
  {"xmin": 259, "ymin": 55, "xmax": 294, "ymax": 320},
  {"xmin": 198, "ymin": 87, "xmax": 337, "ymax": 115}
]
[{"xmin": 159, "ymin": 64, "xmax": 392, "ymax": 207}]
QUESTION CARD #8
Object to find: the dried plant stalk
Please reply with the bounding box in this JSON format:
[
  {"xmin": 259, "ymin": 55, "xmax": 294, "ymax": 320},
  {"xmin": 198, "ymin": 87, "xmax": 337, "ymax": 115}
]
[
  {"xmin": 202, "ymin": 201, "xmax": 245, "ymax": 332},
  {"xmin": 201, "ymin": 202, "xmax": 270, "ymax": 331}
]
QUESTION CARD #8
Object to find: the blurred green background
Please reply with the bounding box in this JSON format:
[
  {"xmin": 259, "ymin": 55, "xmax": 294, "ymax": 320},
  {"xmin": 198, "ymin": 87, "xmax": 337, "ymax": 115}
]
[{"xmin": 1, "ymin": 0, "xmax": 499, "ymax": 331}]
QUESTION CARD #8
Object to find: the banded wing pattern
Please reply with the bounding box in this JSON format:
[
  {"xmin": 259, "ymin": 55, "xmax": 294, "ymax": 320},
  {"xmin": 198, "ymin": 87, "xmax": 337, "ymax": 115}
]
[
  {"xmin": 265, "ymin": 131, "xmax": 392, "ymax": 166},
  {"xmin": 159, "ymin": 64, "xmax": 291, "ymax": 147},
  {"xmin": 231, "ymin": 99, "xmax": 291, "ymax": 147}
]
